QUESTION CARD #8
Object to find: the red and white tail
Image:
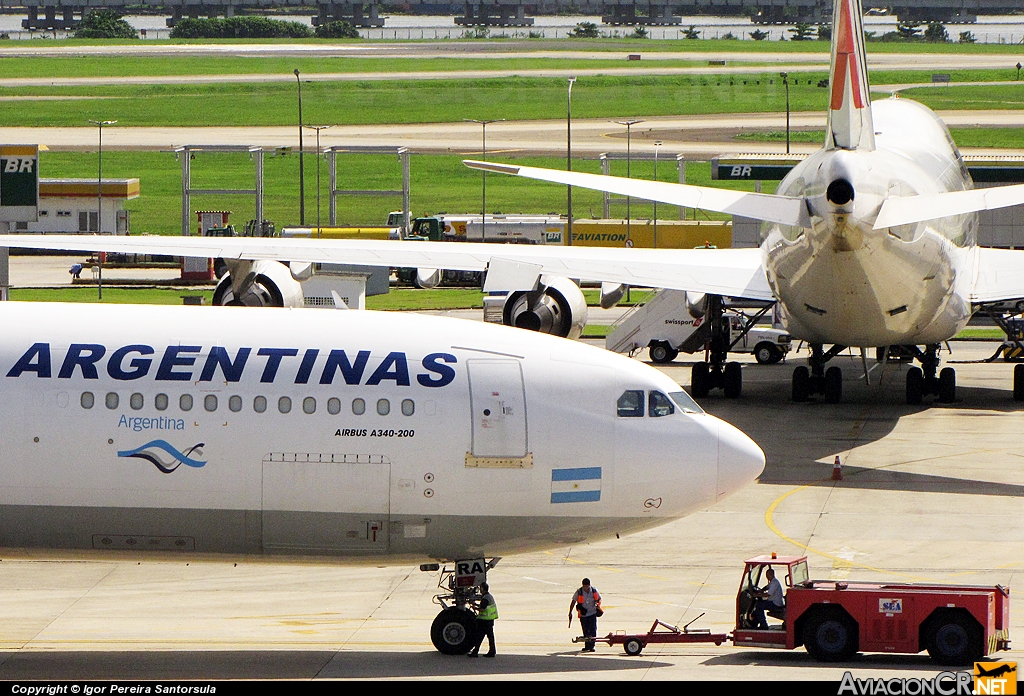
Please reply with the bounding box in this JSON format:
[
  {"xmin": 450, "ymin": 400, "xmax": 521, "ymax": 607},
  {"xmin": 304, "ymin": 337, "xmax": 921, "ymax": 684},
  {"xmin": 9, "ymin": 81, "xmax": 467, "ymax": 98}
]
[{"xmin": 826, "ymin": 0, "xmax": 874, "ymax": 151}]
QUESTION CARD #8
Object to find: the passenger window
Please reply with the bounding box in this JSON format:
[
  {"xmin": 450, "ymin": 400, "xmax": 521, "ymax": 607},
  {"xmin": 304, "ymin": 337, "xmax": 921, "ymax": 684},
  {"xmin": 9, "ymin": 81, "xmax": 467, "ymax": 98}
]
[
  {"xmin": 204, "ymin": 395, "xmax": 218, "ymax": 412},
  {"xmin": 328, "ymin": 397, "xmax": 341, "ymax": 415},
  {"xmin": 303, "ymin": 397, "xmax": 316, "ymax": 414},
  {"xmin": 253, "ymin": 396, "xmax": 267, "ymax": 413},
  {"xmin": 352, "ymin": 398, "xmax": 366, "ymax": 415},
  {"xmin": 229, "ymin": 395, "xmax": 242, "ymax": 412},
  {"xmin": 617, "ymin": 390, "xmax": 644, "ymax": 417},
  {"xmin": 105, "ymin": 392, "xmax": 119, "ymax": 410},
  {"xmin": 155, "ymin": 393, "xmax": 168, "ymax": 411},
  {"xmin": 401, "ymin": 399, "xmax": 415, "ymax": 416},
  {"xmin": 180, "ymin": 394, "xmax": 193, "ymax": 412},
  {"xmin": 130, "ymin": 393, "xmax": 144, "ymax": 411},
  {"xmin": 377, "ymin": 398, "xmax": 390, "ymax": 416},
  {"xmin": 81, "ymin": 392, "xmax": 94, "ymax": 409},
  {"xmin": 278, "ymin": 396, "xmax": 292, "ymax": 414},
  {"xmin": 649, "ymin": 391, "xmax": 675, "ymax": 417}
]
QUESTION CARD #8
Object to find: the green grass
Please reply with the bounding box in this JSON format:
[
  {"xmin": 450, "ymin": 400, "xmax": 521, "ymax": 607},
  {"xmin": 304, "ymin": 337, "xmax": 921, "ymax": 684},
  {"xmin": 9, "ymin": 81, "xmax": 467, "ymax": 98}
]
[
  {"xmin": 9, "ymin": 286, "xmax": 215, "ymax": 304},
  {"xmin": 1, "ymin": 69, "xmax": 1021, "ymax": 127},
  {"xmin": 39, "ymin": 150, "xmax": 755, "ymax": 233},
  {"xmin": 953, "ymin": 328, "xmax": 1005, "ymax": 340},
  {"xmin": 735, "ymin": 127, "xmax": 1024, "ymax": 149}
]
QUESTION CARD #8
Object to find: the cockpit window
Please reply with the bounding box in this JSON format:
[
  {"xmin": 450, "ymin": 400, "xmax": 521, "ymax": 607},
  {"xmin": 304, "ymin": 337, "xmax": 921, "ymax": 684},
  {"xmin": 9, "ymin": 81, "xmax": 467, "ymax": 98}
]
[
  {"xmin": 617, "ymin": 390, "xmax": 645, "ymax": 417},
  {"xmin": 649, "ymin": 391, "xmax": 675, "ymax": 417},
  {"xmin": 669, "ymin": 390, "xmax": 704, "ymax": 414}
]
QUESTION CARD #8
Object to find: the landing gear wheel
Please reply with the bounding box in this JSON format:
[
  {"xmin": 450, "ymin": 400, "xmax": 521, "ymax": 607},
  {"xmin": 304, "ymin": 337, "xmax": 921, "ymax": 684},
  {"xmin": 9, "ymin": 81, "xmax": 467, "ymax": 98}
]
[
  {"xmin": 906, "ymin": 366, "xmax": 924, "ymax": 405},
  {"xmin": 649, "ymin": 341, "xmax": 678, "ymax": 364},
  {"xmin": 723, "ymin": 362, "xmax": 742, "ymax": 399},
  {"xmin": 938, "ymin": 367, "xmax": 956, "ymax": 403},
  {"xmin": 691, "ymin": 362, "xmax": 710, "ymax": 399},
  {"xmin": 754, "ymin": 342, "xmax": 782, "ymax": 365},
  {"xmin": 927, "ymin": 615, "xmax": 983, "ymax": 665},
  {"xmin": 824, "ymin": 366, "xmax": 843, "ymax": 404},
  {"xmin": 1015, "ymin": 364, "xmax": 1024, "ymax": 401},
  {"xmin": 792, "ymin": 366, "xmax": 810, "ymax": 402},
  {"xmin": 804, "ymin": 609, "xmax": 858, "ymax": 662},
  {"xmin": 623, "ymin": 638, "xmax": 644, "ymax": 656},
  {"xmin": 430, "ymin": 608, "xmax": 476, "ymax": 655}
]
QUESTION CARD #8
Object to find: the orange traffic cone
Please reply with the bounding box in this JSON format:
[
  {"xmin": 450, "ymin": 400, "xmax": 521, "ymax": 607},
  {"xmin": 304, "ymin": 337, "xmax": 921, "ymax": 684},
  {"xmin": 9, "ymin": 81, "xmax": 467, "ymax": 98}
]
[{"xmin": 832, "ymin": 456, "xmax": 843, "ymax": 481}]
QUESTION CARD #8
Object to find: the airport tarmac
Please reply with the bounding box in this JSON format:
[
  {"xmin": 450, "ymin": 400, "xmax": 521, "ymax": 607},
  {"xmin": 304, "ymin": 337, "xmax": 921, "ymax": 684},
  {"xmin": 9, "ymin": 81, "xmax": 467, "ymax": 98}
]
[{"xmin": 0, "ymin": 338, "xmax": 1019, "ymax": 681}]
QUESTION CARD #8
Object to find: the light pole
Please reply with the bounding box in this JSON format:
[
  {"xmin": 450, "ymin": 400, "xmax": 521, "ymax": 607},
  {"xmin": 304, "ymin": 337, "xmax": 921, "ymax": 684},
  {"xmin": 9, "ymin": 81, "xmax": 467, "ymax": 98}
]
[
  {"xmin": 567, "ymin": 76, "xmax": 576, "ymax": 246},
  {"xmin": 305, "ymin": 125, "xmax": 332, "ymax": 237},
  {"xmin": 87, "ymin": 119, "xmax": 116, "ymax": 300},
  {"xmin": 653, "ymin": 140, "xmax": 662, "ymax": 249},
  {"xmin": 464, "ymin": 118, "xmax": 504, "ymax": 240},
  {"xmin": 614, "ymin": 119, "xmax": 645, "ymax": 245},
  {"xmin": 780, "ymin": 72, "xmax": 791, "ymax": 154},
  {"xmin": 294, "ymin": 69, "xmax": 306, "ymax": 225}
]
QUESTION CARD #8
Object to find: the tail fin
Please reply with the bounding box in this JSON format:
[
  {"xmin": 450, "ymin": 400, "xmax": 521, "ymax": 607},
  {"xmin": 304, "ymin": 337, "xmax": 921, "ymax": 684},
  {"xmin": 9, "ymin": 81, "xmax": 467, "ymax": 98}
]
[{"xmin": 826, "ymin": 0, "xmax": 874, "ymax": 151}]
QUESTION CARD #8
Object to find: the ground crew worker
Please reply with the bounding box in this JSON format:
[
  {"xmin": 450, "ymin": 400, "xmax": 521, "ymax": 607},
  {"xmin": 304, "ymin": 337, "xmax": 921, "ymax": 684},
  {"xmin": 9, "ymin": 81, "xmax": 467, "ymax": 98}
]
[
  {"xmin": 751, "ymin": 567, "xmax": 785, "ymax": 629},
  {"xmin": 570, "ymin": 578, "xmax": 602, "ymax": 652},
  {"xmin": 468, "ymin": 582, "xmax": 497, "ymax": 657}
]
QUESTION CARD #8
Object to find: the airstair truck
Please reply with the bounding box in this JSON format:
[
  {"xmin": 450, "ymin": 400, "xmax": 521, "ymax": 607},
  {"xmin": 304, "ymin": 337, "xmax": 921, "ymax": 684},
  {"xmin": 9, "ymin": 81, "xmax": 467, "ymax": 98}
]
[{"xmin": 606, "ymin": 290, "xmax": 792, "ymax": 365}]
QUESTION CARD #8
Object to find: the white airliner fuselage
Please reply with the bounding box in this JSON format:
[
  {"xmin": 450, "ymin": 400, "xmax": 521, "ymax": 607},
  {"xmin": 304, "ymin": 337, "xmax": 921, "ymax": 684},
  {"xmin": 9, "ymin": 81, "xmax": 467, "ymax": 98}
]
[
  {"xmin": 765, "ymin": 98, "xmax": 976, "ymax": 348},
  {"xmin": 0, "ymin": 302, "xmax": 763, "ymax": 562}
]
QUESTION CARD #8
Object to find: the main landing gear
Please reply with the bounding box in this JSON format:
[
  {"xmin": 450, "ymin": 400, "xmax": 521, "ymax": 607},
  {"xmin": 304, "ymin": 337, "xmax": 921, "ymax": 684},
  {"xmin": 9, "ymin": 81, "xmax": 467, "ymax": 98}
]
[
  {"xmin": 791, "ymin": 344, "xmax": 847, "ymax": 403},
  {"xmin": 902, "ymin": 344, "xmax": 956, "ymax": 405},
  {"xmin": 691, "ymin": 296, "xmax": 743, "ymax": 399},
  {"xmin": 424, "ymin": 557, "xmax": 499, "ymax": 655}
]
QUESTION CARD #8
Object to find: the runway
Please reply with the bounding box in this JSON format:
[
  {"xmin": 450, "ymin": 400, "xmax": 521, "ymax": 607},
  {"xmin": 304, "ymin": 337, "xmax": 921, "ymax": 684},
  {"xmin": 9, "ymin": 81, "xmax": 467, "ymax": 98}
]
[{"xmin": 0, "ymin": 339, "xmax": 1020, "ymax": 680}]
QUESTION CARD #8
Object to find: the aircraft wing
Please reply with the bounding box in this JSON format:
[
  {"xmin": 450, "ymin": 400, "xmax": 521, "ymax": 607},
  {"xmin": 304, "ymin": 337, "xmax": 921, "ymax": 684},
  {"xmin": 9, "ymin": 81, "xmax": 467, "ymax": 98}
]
[
  {"xmin": 972, "ymin": 246, "xmax": 1024, "ymax": 304},
  {"xmin": 0, "ymin": 234, "xmax": 773, "ymax": 301},
  {"xmin": 875, "ymin": 183, "xmax": 1024, "ymax": 229},
  {"xmin": 464, "ymin": 160, "xmax": 811, "ymax": 228}
]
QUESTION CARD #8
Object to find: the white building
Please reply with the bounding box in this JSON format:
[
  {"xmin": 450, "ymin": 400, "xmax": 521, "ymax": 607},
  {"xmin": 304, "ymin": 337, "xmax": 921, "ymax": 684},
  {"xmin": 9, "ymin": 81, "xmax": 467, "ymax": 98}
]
[{"xmin": 13, "ymin": 178, "xmax": 139, "ymax": 234}]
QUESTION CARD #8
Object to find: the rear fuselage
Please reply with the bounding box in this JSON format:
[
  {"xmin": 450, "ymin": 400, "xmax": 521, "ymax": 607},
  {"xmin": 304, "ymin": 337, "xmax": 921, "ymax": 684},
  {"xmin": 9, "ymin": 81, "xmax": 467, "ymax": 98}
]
[{"xmin": 763, "ymin": 98, "xmax": 976, "ymax": 347}]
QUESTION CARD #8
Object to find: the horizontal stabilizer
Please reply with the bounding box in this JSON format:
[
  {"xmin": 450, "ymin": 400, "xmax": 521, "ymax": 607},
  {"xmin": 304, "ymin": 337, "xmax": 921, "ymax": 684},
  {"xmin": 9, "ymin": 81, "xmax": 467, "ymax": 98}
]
[
  {"xmin": 874, "ymin": 183, "xmax": 1024, "ymax": 230},
  {"xmin": 463, "ymin": 160, "xmax": 810, "ymax": 228}
]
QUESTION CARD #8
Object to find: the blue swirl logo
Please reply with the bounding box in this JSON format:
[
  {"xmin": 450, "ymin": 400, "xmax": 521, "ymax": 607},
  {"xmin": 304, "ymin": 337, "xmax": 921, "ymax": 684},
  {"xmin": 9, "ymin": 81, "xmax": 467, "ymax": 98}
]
[{"xmin": 117, "ymin": 440, "xmax": 207, "ymax": 474}]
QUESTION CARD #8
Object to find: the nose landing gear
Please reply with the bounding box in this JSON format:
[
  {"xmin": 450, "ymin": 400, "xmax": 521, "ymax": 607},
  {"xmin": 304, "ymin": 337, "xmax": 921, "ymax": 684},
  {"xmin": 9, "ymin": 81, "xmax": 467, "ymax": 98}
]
[{"xmin": 424, "ymin": 557, "xmax": 500, "ymax": 655}]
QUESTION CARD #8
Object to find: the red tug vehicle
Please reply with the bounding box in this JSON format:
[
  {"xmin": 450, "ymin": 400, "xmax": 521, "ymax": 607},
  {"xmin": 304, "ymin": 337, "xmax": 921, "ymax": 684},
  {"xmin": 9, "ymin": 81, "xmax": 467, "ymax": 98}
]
[{"xmin": 584, "ymin": 554, "xmax": 1011, "ymax": 664}]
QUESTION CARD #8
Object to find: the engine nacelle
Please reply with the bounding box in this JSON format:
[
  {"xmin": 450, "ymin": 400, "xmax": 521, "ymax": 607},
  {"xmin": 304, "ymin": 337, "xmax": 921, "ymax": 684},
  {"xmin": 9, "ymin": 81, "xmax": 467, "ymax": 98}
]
[
  {"xmin": 212, "ymin": 259, "xmax": 304, "ymax": 308},
  {"xmin": 502, "ymin": 275, "xmax": 588, "ymax": 340}
]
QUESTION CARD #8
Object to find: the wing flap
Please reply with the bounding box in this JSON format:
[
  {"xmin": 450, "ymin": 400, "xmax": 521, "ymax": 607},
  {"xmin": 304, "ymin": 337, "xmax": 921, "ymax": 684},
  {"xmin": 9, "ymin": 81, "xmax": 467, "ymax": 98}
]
[
  {"xmin": 463, "ymin": 160, "xmax": 810, "ymax": 228},
  {"xmin": 0, "ymin": 234, "xmax": 773, "ymax": 301}
]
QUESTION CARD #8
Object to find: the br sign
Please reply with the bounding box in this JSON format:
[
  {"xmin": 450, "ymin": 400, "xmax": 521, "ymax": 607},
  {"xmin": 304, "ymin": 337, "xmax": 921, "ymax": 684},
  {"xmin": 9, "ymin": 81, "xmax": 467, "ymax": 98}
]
[{"xmin": 0, "ymin": 145, "xmax": 39, "ymax": 222}]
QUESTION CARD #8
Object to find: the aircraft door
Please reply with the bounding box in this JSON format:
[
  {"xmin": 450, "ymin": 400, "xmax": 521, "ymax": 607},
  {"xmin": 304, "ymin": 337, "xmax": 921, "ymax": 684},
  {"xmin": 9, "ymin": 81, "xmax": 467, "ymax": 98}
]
[
  {"xmin": 468, "ymin": 360, "xmax": 527, "ymax": 458},
  {"xmin": 261, "ymin": 453, "xmax": 390, "ymax": 554}
]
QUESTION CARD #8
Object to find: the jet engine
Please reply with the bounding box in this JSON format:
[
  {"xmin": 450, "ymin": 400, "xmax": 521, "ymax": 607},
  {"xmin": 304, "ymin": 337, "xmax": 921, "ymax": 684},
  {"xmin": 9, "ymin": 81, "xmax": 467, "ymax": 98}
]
[
  {"xmin": 212, "ymin": 259, "xmax": 305, "ymax": 308},
  {"xmin": 502, "ymin": 276, "xmax": 588, "ymax": 340}
]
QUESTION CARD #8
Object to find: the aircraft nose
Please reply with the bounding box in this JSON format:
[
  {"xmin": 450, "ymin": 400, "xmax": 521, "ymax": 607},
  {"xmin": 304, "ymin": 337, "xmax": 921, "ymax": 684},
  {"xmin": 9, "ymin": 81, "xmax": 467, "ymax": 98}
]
[{"xmin": 717, "ymin": 419, "xmax": 765, "ymax": 499}]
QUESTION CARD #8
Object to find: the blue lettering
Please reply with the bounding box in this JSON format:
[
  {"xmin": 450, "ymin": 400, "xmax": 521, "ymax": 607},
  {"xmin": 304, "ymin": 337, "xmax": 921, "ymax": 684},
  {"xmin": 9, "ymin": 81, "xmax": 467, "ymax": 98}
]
[
  {"xmin": 156, "ymin": 345, "xmax": 201, "ymax": 381},
  {"xmin": 7, "ymin": 342, "xmax": 51, "ymax": 378},
  {"xmin": 320, "ymin": 350, "xmax": 370, "ymax": 385},
  {"xmin": 417, "ymin": 353, "xmax": 457, "ymax": 388},
  {"xmin": 199, "ymin": 347, "xmax": 251, "ymax": 383},
  {"xmin": 366, "ymin": 352, "xmax": 410, "ymax": 386},
  {"xmin": 108, "ymin": 345, "xmax": 154, "ymax": 381},
  {"xmin": 58, "ymin": 344, "xmax": 106, "ymax": 379},
  {"xmin": 257, "ymin": 348, "xmax": 298, "ymax": 383},
  {"xmin": 295, "ymin": 348, "xmax": 319, "ymax": 384}
]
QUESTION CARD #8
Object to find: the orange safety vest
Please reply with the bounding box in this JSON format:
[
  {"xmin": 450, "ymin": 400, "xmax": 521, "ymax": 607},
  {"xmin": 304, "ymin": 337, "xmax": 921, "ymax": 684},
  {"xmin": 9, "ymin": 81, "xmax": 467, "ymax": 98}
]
[{"xmin": 575, "ymin": 587, "xmax": 602, "ymax": 618}]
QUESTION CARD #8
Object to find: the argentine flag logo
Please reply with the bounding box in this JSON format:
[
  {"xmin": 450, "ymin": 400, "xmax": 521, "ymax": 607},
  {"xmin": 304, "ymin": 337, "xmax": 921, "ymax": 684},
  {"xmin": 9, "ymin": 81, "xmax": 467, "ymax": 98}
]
[{"xmin": 551, "ymin": 467, "xmax": 601, "ymax": 504}]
